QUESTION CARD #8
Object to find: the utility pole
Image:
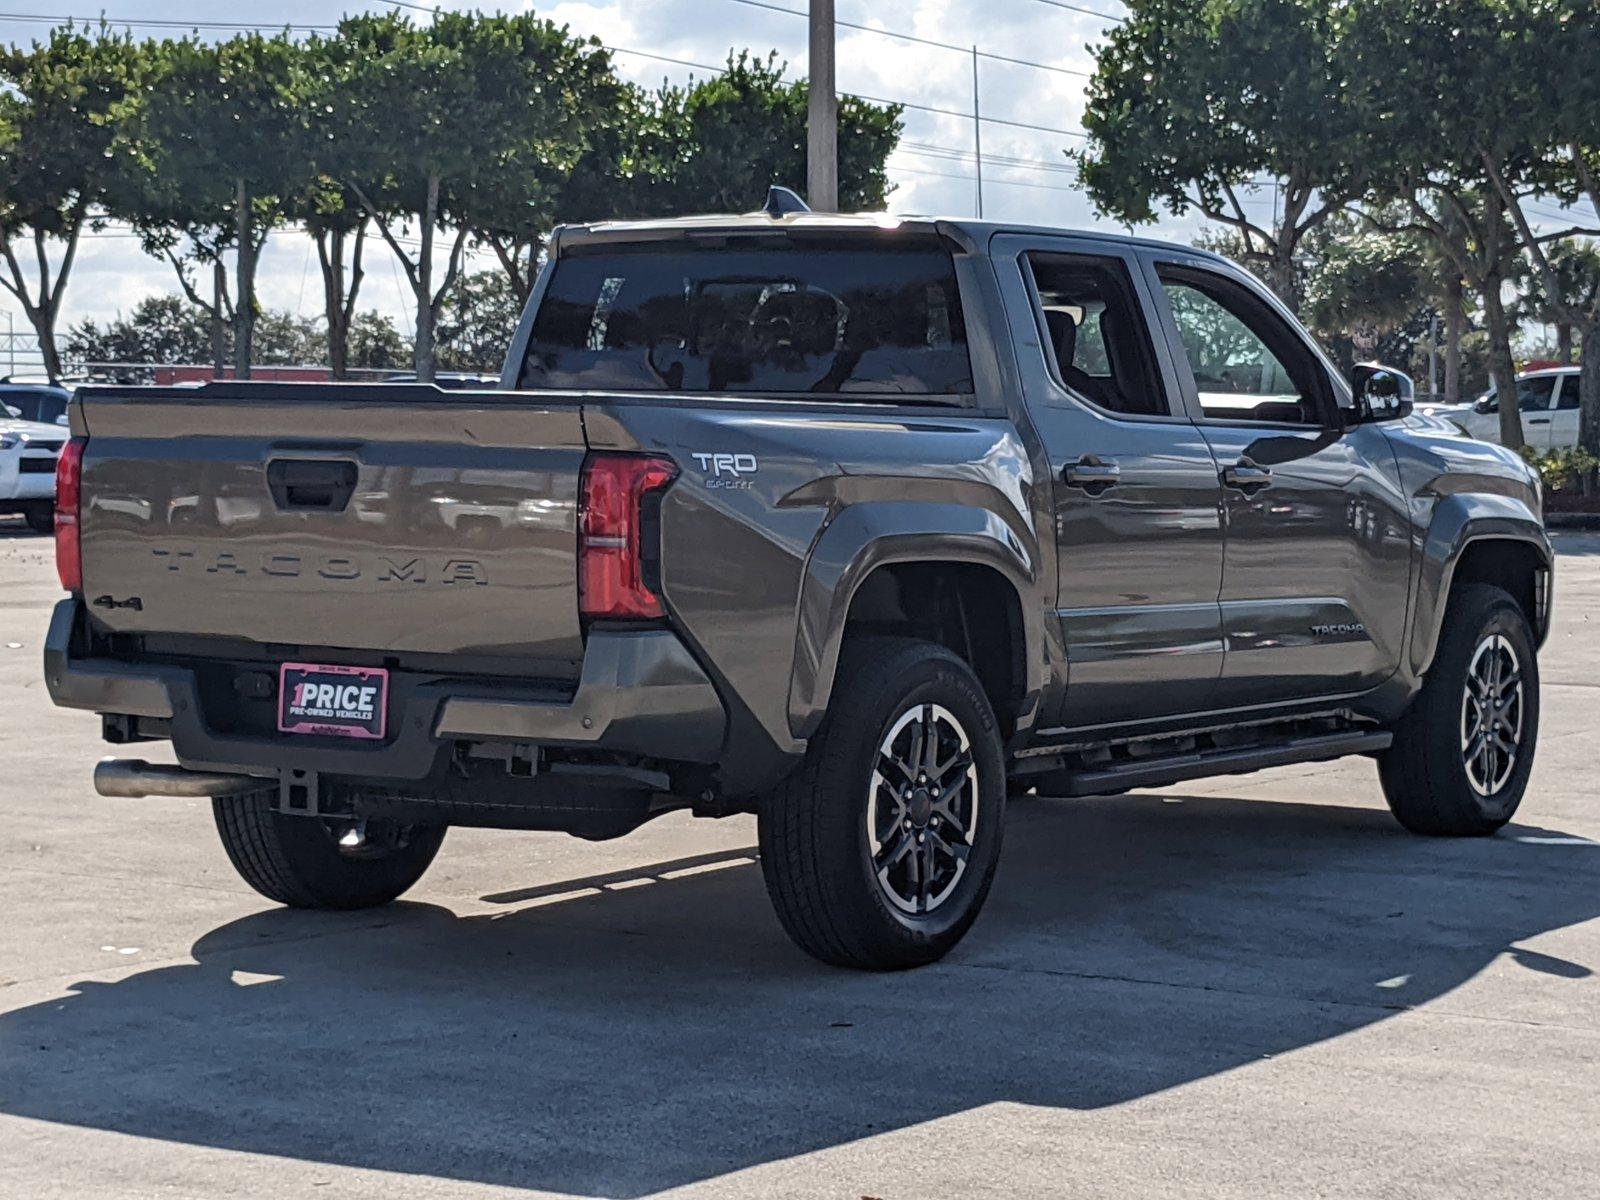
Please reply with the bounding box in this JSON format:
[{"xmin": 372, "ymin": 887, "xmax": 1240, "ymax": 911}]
[
  {"xmin": 807, "ymin": 0, "xmax": 838, "ymax": 211},
  {"xmin": 971, "ymin": 47, "xmax": 983, "ymax": 219}
]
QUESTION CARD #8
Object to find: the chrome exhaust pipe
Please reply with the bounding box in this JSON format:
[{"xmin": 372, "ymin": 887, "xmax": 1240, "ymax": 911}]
[{"xmin": 94, "ymin": 758, "xmax": 263, "ymax": 799}]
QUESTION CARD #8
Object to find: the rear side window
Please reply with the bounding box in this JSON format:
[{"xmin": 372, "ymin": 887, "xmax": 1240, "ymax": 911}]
[
  {"xmin": 1024, "ymin": 253, "xmax": 1169, "ymax": 417},
  {"xmin": 519, "ymin": 239, "xmax": 972, "ymax": 398}
]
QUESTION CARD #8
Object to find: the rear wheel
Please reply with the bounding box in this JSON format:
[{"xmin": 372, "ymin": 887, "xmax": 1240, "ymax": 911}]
[
  {"xmin": 213, "ymin": 789, "xmax": 446, "ymax": 909},
  {"xmin": 1379, "ymin": 583, "xmax": 1539, "ymax": 836},
  {"xmin": 22, "ymin": 501, "xmax": 52, "ymax": 534},
  {"xmin": 758, "ymin": 637, "xmax": 1006, "ymax": 970}
]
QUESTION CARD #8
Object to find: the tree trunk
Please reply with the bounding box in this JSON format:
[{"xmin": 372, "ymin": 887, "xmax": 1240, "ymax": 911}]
[
  {"xmin": 211, "ymin": 261, "xmax": 227, "ymax": 377},
  {"xmin": 1444, "ymin": 274, "xmax": 1464, "ymax": 403},
  {"xmin": 326, "ymin": 233, "xmax": 348, "ymax": 381},
  {"xmin": 1580, "ymin": 317, "xmax": 1600, "ymax": 457},
  {"xmin": 412, "ymin": 174, "xmax": 439, "ymax": 383},
  {"xmin": 1266, "ymin": 244, "xmax": 1298, "ymax": 315},
  {"xmin": 1482, "ymin": 280, "xmax": 1524, "ymax": 451},
  {"xmin": 1557, "ymin": 322, "xmax": 1574, "ymax": 365},
  {"xmin": 233, "ymin": 178, "xmax": 257, "ymax": 380},
  {"xmin": 18, "ymin": 300, "xmax": 63, "ymax": 381},
  {"xmin": 0, "ymin": 223, "xmax": 82, "ymax": 382}
]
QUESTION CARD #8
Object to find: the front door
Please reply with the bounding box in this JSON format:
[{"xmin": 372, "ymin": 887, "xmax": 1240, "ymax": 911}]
[
  {"xmin": 1143, "ymin": 253, "xmax": 1412, "ymax": 709},
  {"xmin": 992, "ymin": 235, "xmax": 1225, "ymax": 730}
]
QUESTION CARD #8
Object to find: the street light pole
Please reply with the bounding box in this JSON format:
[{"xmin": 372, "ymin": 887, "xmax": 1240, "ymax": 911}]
[{"xmin": 807, "ymin": 0, "xmax": 838, "ymax": 211}]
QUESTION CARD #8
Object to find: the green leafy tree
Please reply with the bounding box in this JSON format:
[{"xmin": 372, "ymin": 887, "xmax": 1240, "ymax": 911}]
[
  {"xmin": 1523, "ymin": 240, "xmax": 1600, "ymax": 365},
  {"xmin": 321, "ymin": 12, "xmax": 618, "ymax": 381},
  {"xmin": 1470, "ymin": 0, "xmax": 1600, "ymax": 463},
  {"xmin": 437, "ymin": 270, "xmax": 521, "ymax": 373},
  {"xmin": 345, "ymin": 310, "xmax": 409, "ymax": 372},
  {"xmin": 0, "ymin": 25, "xmax": 149, "ymax": 380},
  {"xmin": 63, "ymin": 293, "xmax": 213, "ymax": 379},
  {"xmin": 450, "ymin": 32, "xmax": 629, "ymax": 305},
  {"xmin": 1346, "ymin": 0, "xmax": 1545, "ymax": 447},
  {"xmin": 1302, "ymin": 220, "xmax": 1428, "ymax": 364},
  {"xmin": 253, "ymin": 310, "xmax": 325, "ymax": 366},
  {"xmin": 1079, "ymin": 0, "xmax": 1371, "ymax": 309},
  {"xmin": 647, "ymin": 53, "xmax": 900, "ymax": 217},
  {"xmin": 111, "ymin": 32, "xmax": 305, "ymax": 378}
]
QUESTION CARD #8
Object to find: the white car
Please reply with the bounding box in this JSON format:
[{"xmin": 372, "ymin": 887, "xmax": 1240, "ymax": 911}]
[
  {"xmin": 1420, "ymin": 367, "xmax": 1583, "ymax": 449},
  {"xmin": 0, "ymin": 401, "xmax": 67, "ymax": 533}
]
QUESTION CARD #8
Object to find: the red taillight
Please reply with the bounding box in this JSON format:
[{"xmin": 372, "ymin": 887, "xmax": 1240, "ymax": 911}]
[
  {"xmin": 54, "ymin": 436, "xmax": 86, "ymax": 593},
  {"xmin": 579, "ymin": 452, "xmax": 677, "ymax": 620}
]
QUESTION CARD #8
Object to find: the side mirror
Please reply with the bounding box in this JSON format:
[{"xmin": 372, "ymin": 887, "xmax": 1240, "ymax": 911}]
[{"xmin": 1352, "ymin": 362, "xmax": 1414, "ymax": 423}]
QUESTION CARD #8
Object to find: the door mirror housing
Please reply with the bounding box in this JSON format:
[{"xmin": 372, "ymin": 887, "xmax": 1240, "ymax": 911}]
[{"xmin": 1352, "ymin": 362, "xmax": 1414, "ymax": 423}]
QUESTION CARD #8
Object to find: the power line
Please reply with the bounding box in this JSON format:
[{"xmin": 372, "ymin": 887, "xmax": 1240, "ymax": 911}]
[
  {"xmin": 603, "ymin": 44, "xmax": 1089, "ymax": 139},
  {"xmin": 891, "ymin": 163, "xmax": 1084, "ymax": 195},
  {"xmin": 723, "ymin": 0, "xmax": 1091, "ymax": 78},
  {"xmin": 1029, "ymin": 0, "xmax": 1127, "ymax": 20},
  {"xmin": 0, "ymin": 10, "xmax": 336, "ymax": 30}
]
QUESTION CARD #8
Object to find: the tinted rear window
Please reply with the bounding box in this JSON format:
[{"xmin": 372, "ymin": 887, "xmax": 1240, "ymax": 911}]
[{"xmin": 519, "ymin": 240, "xmax": 972, "ymax": 397}]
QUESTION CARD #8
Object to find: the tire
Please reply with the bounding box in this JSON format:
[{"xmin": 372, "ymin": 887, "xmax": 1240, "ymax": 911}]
[
  {"xmin": 1379, "ymin": 583, "xmax": 1540, "ymax": 836},
  {"xmin": 22, "ymin": 502, "xmax": 52, "ymax": 534},
  {"xmin": 213, "ymin": 789, "xmax": 446, "ymax": 909},
  {"xmin": 758, "ymin": 637, "xmax": 1007, "ymax": 970}
]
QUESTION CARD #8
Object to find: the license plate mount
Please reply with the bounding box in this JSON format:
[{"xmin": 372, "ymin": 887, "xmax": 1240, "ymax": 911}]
[{"xmin": 278, "ymin": 663, "xmax": 389, "ymax": 740}]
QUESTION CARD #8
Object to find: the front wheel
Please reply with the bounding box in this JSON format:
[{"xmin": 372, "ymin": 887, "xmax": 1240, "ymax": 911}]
[
  {"xmin": 1379, "ymin": 583, "xmax": 1540, "ymax": 836},
  {"xmin": 213, "ymin": 789, "xmax": 446, "ymax": 909},
  {"xmin": 758, "ymin": 637, "xmax": 1007, "ymax": 970}
]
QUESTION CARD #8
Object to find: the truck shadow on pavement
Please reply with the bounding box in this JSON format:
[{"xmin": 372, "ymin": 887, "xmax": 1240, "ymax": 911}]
[{"xmin": 4, "ymin": 792, "xmax": 1599, "ymax": 1196}]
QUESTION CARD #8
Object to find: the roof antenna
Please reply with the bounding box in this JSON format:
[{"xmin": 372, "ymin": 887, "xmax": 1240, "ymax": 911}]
[{"xmin": 762, "ymin": 186, "xmax": 811, "ymax": 218}]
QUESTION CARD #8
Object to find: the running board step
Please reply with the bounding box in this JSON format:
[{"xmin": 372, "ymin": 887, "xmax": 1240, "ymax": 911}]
[{"xmin": 1050, "ymin": 730, "xmax": 1393, "ymax": 797}]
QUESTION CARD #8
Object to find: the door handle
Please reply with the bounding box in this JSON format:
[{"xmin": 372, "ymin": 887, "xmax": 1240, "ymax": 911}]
[
  {"xmin": 267, "ymin": 458, "xmax": 359, "ymax": 512},
  {"xmin": 1221, "ymin": 460, "xmax": 1272, "ymax": 494},
  {"xmin": 1528, "ymin": 418, "xmax": 1551, "ymax": 425},
  {"xmin": 1062, "ymin": 456, "xmax": 1120, "ymax": 494}
]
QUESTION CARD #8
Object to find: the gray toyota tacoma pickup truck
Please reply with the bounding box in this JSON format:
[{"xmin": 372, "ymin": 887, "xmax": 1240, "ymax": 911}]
[{"xmin": 45, "ymin": 207, "xmax": 1551, "ymax": 970}]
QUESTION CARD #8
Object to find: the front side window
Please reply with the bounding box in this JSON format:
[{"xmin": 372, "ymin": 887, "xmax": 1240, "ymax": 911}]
[
  {"xmin": 1516, "ymin": 376, "xmax": 1557, "ymax": 412},
  {"xmin": 519, "ymin": 239, "xmax": 972, "ymax": 398},
  {"xmin": 1026, "ymin": 253, "xmax": 1168, "ymax": 417},
  {"xmin": 1158, "ymin": 268, "xmax": 1329, "ymax": 426}
]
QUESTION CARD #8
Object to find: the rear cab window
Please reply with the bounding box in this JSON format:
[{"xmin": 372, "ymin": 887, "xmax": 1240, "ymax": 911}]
[{"xmin": 519, "ymin": 236, "xmax": 973, "ymax": 400}]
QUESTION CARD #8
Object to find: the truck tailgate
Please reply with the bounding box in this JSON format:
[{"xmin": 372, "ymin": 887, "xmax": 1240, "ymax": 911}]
[{"xmin": 74, "ymin": 385, "xmax": 588, "ymax": 665}]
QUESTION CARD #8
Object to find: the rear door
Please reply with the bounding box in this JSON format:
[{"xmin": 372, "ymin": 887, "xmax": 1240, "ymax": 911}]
[
  {"xmin": 1140, "ymin": 251, "xmax": 1412, "ymax": 708},
  {"xmin": 992, "ymin": 233, "xmax": 1225, "ymax": 729},
  {"xmin": 75, "ymin": 385, "xmax": 589, "ymax": 668}
]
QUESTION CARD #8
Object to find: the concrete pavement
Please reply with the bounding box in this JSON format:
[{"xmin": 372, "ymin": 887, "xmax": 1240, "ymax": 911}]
[{"xmin": 2, "ymin": 521, "xmax": 1597, "ymax": 1199}]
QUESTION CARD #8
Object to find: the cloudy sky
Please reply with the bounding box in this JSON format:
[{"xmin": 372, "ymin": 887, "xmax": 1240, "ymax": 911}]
[{"xmin": 1, "ymin": 0, "xmax": 1230, "ymax": 365}]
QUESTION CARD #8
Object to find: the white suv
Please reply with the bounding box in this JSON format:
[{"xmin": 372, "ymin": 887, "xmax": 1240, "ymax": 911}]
[
  {"xmin": 1430, "ymin": 367, "xmax": 1584, "ymax": 450},
  {"xmin": 0, "ymin": 392, "xmax": 67, "ymax": 533}
]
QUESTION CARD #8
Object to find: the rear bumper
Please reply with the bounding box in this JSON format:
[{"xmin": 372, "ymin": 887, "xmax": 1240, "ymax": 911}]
[{"xmin": 44, "ymin": 599, "xmax": 726, "ymax": 780}]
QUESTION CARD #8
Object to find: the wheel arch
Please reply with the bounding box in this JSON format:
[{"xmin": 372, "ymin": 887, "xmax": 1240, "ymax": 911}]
[
  {"xmin": 1410, "ymin": 494, "xmax": 1553, "ymax": 681},
  {"xmin": 788, "ymin": 502, "xmax": 1043, "ymax": 744}
]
